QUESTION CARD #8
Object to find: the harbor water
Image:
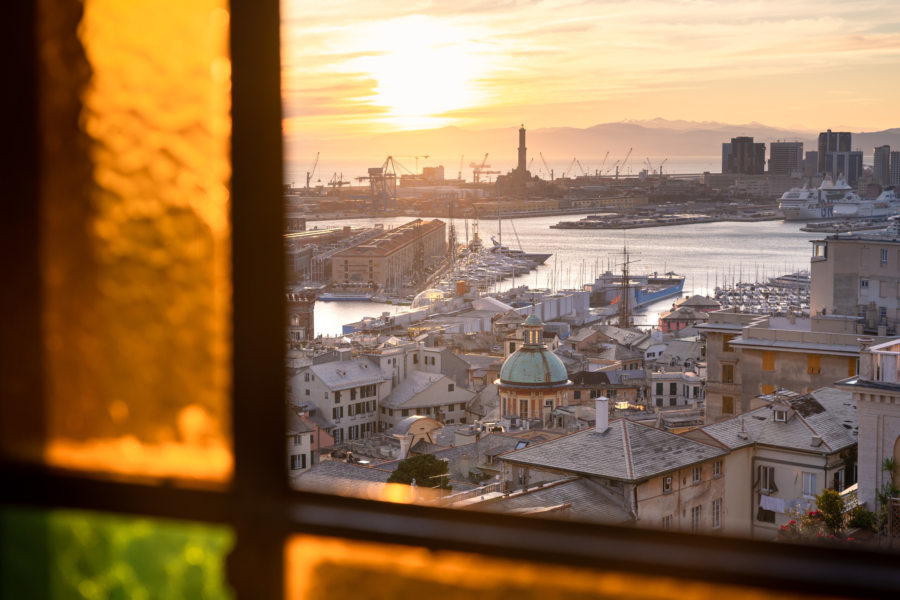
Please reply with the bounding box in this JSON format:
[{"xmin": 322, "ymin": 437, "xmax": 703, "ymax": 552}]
[{"xmin": 313, "ymin": 217, "xmax": 820, "ymax": 336}]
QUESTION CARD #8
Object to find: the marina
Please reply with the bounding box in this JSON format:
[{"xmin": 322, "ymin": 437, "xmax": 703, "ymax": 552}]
[{"xmin": 313, "ymin": 218, "xmax": 821, "ymax": 335}]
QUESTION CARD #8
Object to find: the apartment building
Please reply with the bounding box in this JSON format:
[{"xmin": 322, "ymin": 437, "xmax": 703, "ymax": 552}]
[
  {"xmin": 499, "ymin": 400, "xmax": 728, "ymax": 533},
  {"xmin": 288, "ymin": 352, "xmax": 387, "ymax": 444},
  {"xmin": 699, "ymin": 311, "xmax": 878, "ymax": 423},
  {"xmin": 836, "ymin": 338, "xmax": 900, "ymax": 510},
  {"xmin": 810, "ymin": 234, "xmax": 900, "ymax": 336},
  {"xmin": 648, "ymin": 369, "xmax": 703, "ymax": 410},
  {"xmin": 686, "ymin": 388, "xmax": 857, "ymax": 539}
]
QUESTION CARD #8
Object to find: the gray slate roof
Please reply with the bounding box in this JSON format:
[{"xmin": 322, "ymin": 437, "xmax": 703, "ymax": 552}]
[
  {"xmin": 306, "ymin": 357, "xmax": 387, "ymax": 391},
  {"xmin": 291, "ymin": 460, "xmax": 393, "ymax": 495},
  {"xmin": 381, "ymin": 371, "xmax": 475, "ymax": 409},
  {"xmin": 500, "ymin": 419, "xmax": 727, "ymax": 482},
  {"xmin": 700, "ymin": 387, "xmax": 856, "ymax": 453},
  {"xmin": 286, "ymin": 408, "xmax": 316, "ymax": 435},
  {"xmin": 469, "ymin": 478, "xmax": 633, "ymax": 525}
]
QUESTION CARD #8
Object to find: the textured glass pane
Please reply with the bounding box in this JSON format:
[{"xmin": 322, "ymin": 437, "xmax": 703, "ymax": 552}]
[
  {"xmin": 37, "ymin": 0, "xmax": 232, "ymax": 481},
  {"xmin": 286, "ymin": 535, "xmax": 828, "ymax": 600},
  {"xmin": 1, "ymin": 507, "xmax": 234, "ymax": 599}
]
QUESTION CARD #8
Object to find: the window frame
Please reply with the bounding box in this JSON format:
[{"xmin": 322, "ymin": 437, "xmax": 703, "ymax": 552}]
[
  {"xmin": 802, "ymin": 472, "xmax": 817, "ymax": 498},
  {"xmin": 2, "ymin": 3, "xmax": 899, "ymax": 599}
]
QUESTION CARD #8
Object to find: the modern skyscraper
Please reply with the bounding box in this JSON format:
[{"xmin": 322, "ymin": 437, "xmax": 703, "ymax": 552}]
[
  {"xmin": 891, "ymin": 151, "xmax": 900, "ymax": 186},
  {"xmin": 874, "ymin": 145, "xmax": 891, "ymax": 186},
  {"xmin": 726, "ymin": 136, "xmax": 765, "ymax": 174},
  {"xmin": 768, "ymin": 142, "xmax": 803, "ymax": 175},
  {"xmin": 803, "ymin": 151, "xmax": 819, "ymax": 177},
  {"xmin": 817, "ymin": 129, "xmax": 851, "ymax": 173},
  {"xmin": 721, "ymin": 143, "xmax": 732, "ymax": 173},
  {"xmin": 821, "ymin": 150, "xmax": 864, "ymax": 186}
]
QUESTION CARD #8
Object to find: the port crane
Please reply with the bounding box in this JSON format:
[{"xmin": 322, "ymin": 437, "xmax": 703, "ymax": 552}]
[
  {"xmin": 305, "ymin": 151, "xmax": 319, "ymax": 190},
  {"xmin": 328, "ymin": 172, "xmax": 350, "ymax": 192},
  {"xmin": 539, "ymin": 152, "xmax": 553, "ymax": 180},
  {"xmin": 597, "ymin": 151, "xmax": 609, "ymax": 177},
  {"xmin": 576, "ymin": 158, "xmax": 587, "ymax": 177},
  {"xmin": 615, "ymin": 147, "xmax": 632, "ymax": 179},
  {"xmin": 355, "ymin": 155, "xmax": 398, "ymax": 211},
  {"xmin": 469, "ymin": 153, "xmax": 499, "ymax": 183}
]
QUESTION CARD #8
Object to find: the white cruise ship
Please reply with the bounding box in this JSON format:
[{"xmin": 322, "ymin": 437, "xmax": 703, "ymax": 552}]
[
  {"xmin": 779, "ymin": 178, "xmax": 858, "ymax": 221},
  {"xmin": 833, "ymin": 186, "xmax": 900, "ymax": 219}
]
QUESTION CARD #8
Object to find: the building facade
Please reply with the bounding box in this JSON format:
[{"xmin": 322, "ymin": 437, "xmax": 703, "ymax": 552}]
[
  {"xmin": 699, "ymin": 311, "xmax": 877, "ymax": 423},
  {"xmin": 768, "ymin": 142, "xmax": 803, "ymax": 176},
  {"xmin": 891, "ymin": 151, "xmax": 900, "ymax": 186},
  {"xmin": 330, "ymin": 219, "xmax": 446, "ymax": 291},
  {"xmin": 817, "ymin": 130, "xmax": 851, "ymax": 173},
  {"xmin": 810, "ymin": 234, "xmax": 900, "ymax": 336},
  {"xmin": 686, "ymin": 388, "xmax": 857, "ymax": 539},
  {"xmin": 874, "ymin": 145, "xmax": 891, "ymax": 187},
  {"xmin": 727, "ymin": 137, "xmax": 765, "ymax": 175},
  {"xmin": 837, "ymin": 338, "xmax": 900, "ymax": 511},
  {"xmin": 499, "ymin": 406, "xmax": 729, "ymax": 533},
  {"xmin": 289, "ymin": 352, "xmax": 387, "ymax": 444}
]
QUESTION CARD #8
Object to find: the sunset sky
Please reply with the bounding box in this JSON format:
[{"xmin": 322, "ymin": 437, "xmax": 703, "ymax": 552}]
[{"xmin": 281, "ymin": 0, "xmax": 900, "ymax": 165}]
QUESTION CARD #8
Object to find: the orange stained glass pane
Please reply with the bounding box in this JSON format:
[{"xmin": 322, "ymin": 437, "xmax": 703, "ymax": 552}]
[
  {"xmin": 38, "ymin": 0, "xmax": 232, "ymax": 482},
  {"xmin": 285, "ymin": 535, "xmax": 842, "ymax": 600}
]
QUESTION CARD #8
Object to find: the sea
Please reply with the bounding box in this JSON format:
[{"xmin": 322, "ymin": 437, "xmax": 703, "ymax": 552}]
[{"xmin": 313, "ymin": 217, "xmax": 821, "ymax": 336}]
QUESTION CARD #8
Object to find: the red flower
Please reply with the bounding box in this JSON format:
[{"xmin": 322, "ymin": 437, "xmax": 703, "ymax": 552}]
[{"xmin": 789, "ymin": 520, "xmax": 796, "ymax": 524}]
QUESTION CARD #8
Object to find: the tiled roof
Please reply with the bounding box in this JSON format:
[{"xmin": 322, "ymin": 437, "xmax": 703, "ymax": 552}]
[
  {"xmin": 286, "ymin": 408, "xmax": 316, "ymax": 435},
  {"xmin": 468, "ymin": 478, "xmax": 633, "ymax": 525},
  {"xmin": 292, "ymin": 459, "xmax": 478, "ymax": 496},
  {"xmin": 332, "ymin": 219, "xmax": 444, "ymax": 258},
  {"xmin": 677, "ymin": 295, "xmax": 721, "ymax": 309},
  {"xmin": 700, "ymin": 387, "xmax": 856, "ymax": 453},
  {"xmin": 291, "ymin": 460, "xmax": 394, "ymax": 495},
  {"xmin": 661, "ymin": 307, "xmax": 709, "ymax": 320},
  {"xmin": 500, "ymin": 419, "xmax": 727, "ymax": 482},
  {"xmin": 381, "ymin": 371, "xmax": 475, "ymax": 409},
  {"xmin": 306, "ymin": 358, "xmax": 387, "ymax": 390}
]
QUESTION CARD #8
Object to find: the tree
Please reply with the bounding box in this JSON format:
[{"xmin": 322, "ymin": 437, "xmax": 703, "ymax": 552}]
[
  {"xmin": 816, "ymin": 489, "xmax": 844, "ymax": 535},
  {"xmin": 387, "ymin": 454, "xmax": 451, "ymax": 490}
]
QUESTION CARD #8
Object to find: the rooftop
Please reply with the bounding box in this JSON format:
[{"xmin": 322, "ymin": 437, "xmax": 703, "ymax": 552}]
[
  {"xmin": 332, "ymin": 219, "xmax": 445, "ymax": 258},
  {"xmin": 467, "ymin": 477, "xmax": 633, "ymax": 525},
  {"xmin": 381, "ymin": 371, "xmax": 475, "ymax": 410},
  {"xmin": 500, "ymin": 419, "xmax": 727, "ymax": 483},
  {"xmin": 697, "ymin": 387, "xmax": 856, "ymax": 453},
  {"xmin": 304, "ymin": 357, "xmax": 387, "ymax": 391}
]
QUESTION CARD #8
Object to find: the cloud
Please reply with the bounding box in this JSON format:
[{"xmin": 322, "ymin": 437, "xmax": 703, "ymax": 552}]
[{"xmin": 280, "ymin": 0, "xmax": 900, "ymax": 134}]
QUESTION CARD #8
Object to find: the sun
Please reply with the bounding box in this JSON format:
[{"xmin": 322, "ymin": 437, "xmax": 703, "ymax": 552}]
[{"xmin": 350, "ymin": 16, "xmax": 488, "ymax": 130}]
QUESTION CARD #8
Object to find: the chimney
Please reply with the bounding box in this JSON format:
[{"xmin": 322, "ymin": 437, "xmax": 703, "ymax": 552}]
[
  {"xmin": 858, "ymin": 337, "xmax": 875, "ymax": 380},
  {"xmin": 595, "ymin": 396, "xmax": 609, "ymax": 433}
]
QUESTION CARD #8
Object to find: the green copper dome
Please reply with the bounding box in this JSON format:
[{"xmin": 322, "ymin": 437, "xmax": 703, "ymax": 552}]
[
  {"xmin": 499, "ymin": 313, "xmax": 569, "ymax": 387},
  {"xmin": 499, "ymin": 347, "xmax": 569, "ymax": 387},
  {"xmin": 523, "ymin": 312, "xmax": 543, "ymax": 326}
]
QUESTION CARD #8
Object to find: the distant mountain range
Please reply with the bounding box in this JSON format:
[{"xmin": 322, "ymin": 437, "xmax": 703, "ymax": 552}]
[{"xmin": 291, "ymin": 119, "xmax": 900, "ymax": 174}]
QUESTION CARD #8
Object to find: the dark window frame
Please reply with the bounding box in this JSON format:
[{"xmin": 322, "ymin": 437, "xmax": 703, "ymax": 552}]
[{"xmin": 1, "ymin": 3, "xmax": 899, "ymax": 599}]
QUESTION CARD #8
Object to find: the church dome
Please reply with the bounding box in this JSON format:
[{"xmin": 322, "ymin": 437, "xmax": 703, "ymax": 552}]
[{"xmin": 498, "ymin": 313, "xmax": 569, "ymax": 388}]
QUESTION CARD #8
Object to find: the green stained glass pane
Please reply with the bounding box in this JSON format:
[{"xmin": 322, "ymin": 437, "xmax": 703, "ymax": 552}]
[{"xmin": 1, "ymin": 507, "xmax": 234, "ymax": 599}]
